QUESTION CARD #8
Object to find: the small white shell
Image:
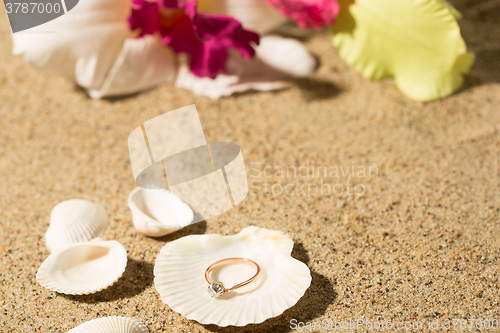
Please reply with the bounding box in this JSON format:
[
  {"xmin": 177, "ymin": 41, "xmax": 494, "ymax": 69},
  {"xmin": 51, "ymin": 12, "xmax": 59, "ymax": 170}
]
[
  {"xmin": 37, "ymin": 240, "xmax": 127, "ymax": 295},
  {"xmin": 154, "ymin": 226, "xmax": 311, "ymax": 327},
  {"xmin": 45, "ymin": 199, "xmax": 109, "ymax": 252},
  {"xmin": 67, "ymin": 316, "xmax": 149, "ymax": 333},
  {"xmin": 127, "ymin": 187, "xmax": 194, "ymax": 237}
]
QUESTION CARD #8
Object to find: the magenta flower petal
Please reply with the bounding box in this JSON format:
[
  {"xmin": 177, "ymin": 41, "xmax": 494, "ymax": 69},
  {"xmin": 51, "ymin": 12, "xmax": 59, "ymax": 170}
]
[
  {"xmin": 266, "ymin": 0, "xmax": 340, "ymax": 29},
  {"xmin": 128, "ymin": 0, "xmax": 259, "ymax": 78},
  {"xmin": 192, "ymin": 12, "xmax": 259, "ymax": 58},
  {"xmin": 129, "ymin": 0, "xmax": 160, "ymax": 37},
  {"xmin": 181, "ymin": 1, "xmax": 259, "ymax": 77},
  {"xmin": 159, "ymin": 0, "xmax": 179, "ymax": 8}
]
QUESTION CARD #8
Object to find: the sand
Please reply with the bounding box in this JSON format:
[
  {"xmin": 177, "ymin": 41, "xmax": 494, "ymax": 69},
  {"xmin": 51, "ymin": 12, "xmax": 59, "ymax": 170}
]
[{"xmin": 0, "ymin": 1, "xmax": 499, "ymax": 332}]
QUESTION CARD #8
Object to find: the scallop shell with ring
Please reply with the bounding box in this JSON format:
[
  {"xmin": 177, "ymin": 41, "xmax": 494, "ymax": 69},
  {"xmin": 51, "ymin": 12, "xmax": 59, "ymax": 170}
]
[
  {"xmin": 45, "ymin": 199, "xmax": 109, "ymax": 252},
  {"xmin": 154, "ymin": 226, "xmax": 311, "ymax": 327},
  {"xmin": 36, "ymin": 240, "xmax": 127, "ymax": 295},
  {"xmin": 67, "ymin": 316, "xmax": 149, "ymax": 333},
  {"xmin": 127, "ymin": 187, "xmax": 194, "ymax": 237}
]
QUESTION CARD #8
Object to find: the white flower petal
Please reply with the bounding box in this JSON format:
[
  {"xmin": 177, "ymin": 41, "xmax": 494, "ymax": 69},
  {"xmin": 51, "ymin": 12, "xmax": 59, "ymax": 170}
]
[
  {"xmin": 175, "ymin": 63, "xmax": 284, "ymax": 99},
  {"xmin": 89, "ymin": 36, "xmax": 179, "ymax": 99},
  {"xmin": 12, "ymin": 0, "xmax": 132, "ymax": 91},
  {"xmin": 175, "ymin": 36, "xmax": 316, "ymax": 99},
  {"xmin": 256, "ymin": 36, "xmax": 317, "ymax": 78},
  {"xmin": 197, "ymin": 0, "xmax": 287, "ymax": 33}
]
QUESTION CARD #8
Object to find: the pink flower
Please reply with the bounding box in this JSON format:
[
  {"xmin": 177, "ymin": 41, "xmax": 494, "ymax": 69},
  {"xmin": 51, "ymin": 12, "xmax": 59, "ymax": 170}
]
[
  {"xmin": 129, "ymin": 0, "xmax": 259, "ymax": 78},
  {"xmin": 12, "ymin": 0, "xmax": 318, "ymax": 99},
  {"xmin": 266, "ymin": 0, "xmax": 340, "ymax": 29}
]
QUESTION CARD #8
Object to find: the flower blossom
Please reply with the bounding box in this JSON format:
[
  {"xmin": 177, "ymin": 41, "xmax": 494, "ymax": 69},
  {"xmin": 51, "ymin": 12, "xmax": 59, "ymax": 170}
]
[
  {"xmin": 266, "ymin": 0, "xmax": 340, "ymax": 29},
  {"xmin": 129, "ymin": 0, "xmax": 260, "ymax": 78},
  {"xmin": 11, "ymin": 0, "xmax": 317, "ymax": 99}
]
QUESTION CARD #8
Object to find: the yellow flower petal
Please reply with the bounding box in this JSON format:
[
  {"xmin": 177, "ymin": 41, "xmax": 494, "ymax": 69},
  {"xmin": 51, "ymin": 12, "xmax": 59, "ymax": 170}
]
[{"xmin": 332, "ymin": 0, "xmax": 474, "ymax": 101}]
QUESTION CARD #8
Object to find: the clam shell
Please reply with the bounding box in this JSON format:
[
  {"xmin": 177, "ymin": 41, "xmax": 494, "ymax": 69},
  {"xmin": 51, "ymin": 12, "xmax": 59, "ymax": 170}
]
[
  {"xmin": 154, "ymin": 226, "xmax": 311, "ymax": 327},
  {"xmin": 67, "ymin": 316, "xmax": 148, "ymax": 333},
  {"xmin": 37, "ymin": 240, "xmax": 127, "ymax": 295},
  {"xmin": 127, "ymin": 187, "xmax": 194, "ymax": 237},
  {"xmin": 45, "ymin": 199, "xmax": 109, "ymax": 252}
]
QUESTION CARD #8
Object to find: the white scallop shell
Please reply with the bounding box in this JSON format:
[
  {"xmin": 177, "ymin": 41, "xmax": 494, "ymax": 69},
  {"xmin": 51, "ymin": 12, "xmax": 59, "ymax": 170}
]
[
  {"xmin": 127, "ymin": 187, "xmax": 194, "ymax": 237},
  {"xmin": 67, "ymin": 316, "xmax": 149, "ymax": 333},
  {"xmin": 154, "ymin": 226, "xmax": 311, "ymax": 327},
  {"xmin": 45, "ymin": 199, "xmax": 109, "ymax": 252},
  {"xmin": 37, "ymin": 240, "xmax": 127, "ymax": 295}
]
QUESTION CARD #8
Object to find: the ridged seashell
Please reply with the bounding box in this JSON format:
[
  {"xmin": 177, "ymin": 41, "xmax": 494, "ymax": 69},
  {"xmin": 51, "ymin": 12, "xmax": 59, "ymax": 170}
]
[
  {"xmin": 154, "ymin": 226, "xmax": 311, "ymax": 326},
  {"xmin": 45, "ymin": 199, "xmax": 109, "ymax": 252},
  {"xmin": 67, "ymin": 316, "xmax": 149, "ymax": 333},
  {"xmin": 37, "ymin": 240, "xmax": 127, "ymax": 295},
  {"xmin": 127, "ymin": 187, "xmax": 194, "ymax": 237}
]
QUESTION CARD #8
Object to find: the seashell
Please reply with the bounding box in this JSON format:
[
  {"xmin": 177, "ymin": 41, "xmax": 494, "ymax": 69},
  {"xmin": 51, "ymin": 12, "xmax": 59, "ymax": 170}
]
[
  {"xmin": 127, "ymin": 187, "xmax": 194, "ymax": 237},
  {"xmin": 67, "ymin": 316, "xmax": 149, "ymax": 333},
  {"xmin": 45, "ymin": 199, "xmax": 109, "ymax": 252},
  {"xmin": 37, "ymin": 240, "xmax": 127, "ymax": 295},
  {"xmin": 154, "ymin": 226, "xmax": 311, "ymax": 327}
]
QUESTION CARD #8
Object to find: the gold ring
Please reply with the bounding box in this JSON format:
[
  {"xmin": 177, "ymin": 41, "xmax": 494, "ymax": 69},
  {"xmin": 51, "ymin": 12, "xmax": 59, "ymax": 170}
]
[{"xmin": 205, "ymin": 258, "xmax": 261, "ymax": 298}]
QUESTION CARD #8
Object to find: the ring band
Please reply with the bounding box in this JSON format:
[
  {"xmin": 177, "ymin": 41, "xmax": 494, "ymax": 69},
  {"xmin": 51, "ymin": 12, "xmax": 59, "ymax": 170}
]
[{"xmin": 205, "ymin": 258, "xmax": 261, "ymax": 298}]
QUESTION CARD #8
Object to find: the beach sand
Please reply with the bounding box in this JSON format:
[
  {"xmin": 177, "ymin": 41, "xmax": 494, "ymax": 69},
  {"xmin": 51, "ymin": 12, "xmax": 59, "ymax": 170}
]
[{"xmin": 0, "ymin": 1, "xmax": 498, "ymax": 332}]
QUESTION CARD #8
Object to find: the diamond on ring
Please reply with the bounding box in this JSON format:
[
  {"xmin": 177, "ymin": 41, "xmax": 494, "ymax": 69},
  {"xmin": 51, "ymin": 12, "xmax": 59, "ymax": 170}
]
[{"xmin": 208, "ymin": 282, "xmax": 225, "ymax": 298}]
